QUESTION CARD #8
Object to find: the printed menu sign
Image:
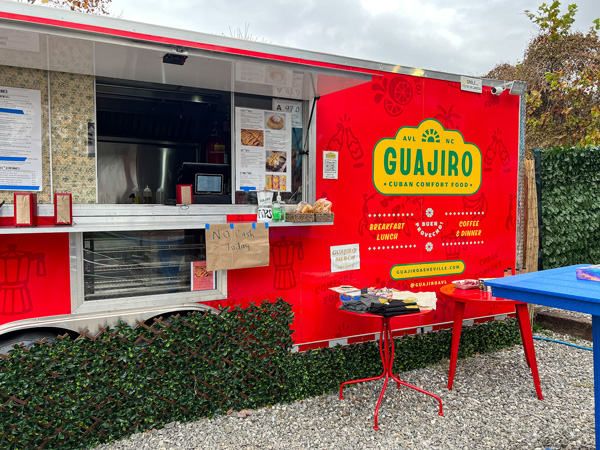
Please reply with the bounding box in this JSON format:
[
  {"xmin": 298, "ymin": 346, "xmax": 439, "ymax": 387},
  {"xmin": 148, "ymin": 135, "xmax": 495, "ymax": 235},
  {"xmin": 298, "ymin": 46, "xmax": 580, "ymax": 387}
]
[
  {"xmin": 191, "ymin": 261, "xmax": 215, "ymax": 291},
  {"xmin": 0, "ymin": 86, "xmax": 42, "ymax": 191},
  {"xmin": 235, "ymin": 107, "xmax": 292, "ymax": 192},
  {"xmin": 323, "ymin": 151, "xmax": 339, "ymax": 179}
]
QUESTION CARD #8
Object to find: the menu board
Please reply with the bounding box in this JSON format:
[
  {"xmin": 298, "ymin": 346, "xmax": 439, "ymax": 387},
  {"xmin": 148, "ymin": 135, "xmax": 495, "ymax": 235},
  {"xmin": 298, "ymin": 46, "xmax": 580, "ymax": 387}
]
[
  {"xmin": 235, "ymin": 107, "xmax": 292, "ymax": 192},
  {"xmin": 0, "ymin": 86, "xmax": 42, "ymax": 191}
]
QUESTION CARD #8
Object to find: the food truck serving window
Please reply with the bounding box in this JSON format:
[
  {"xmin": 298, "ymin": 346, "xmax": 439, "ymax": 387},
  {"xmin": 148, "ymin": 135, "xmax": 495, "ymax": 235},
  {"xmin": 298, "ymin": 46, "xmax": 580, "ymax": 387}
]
[
  {"xmin": 95, "ymin": 80, "xmax": 234, "ymax": 205},
  {"xmin": 95, "ymin": 78, "xmax": 307, "ymax": 206}
]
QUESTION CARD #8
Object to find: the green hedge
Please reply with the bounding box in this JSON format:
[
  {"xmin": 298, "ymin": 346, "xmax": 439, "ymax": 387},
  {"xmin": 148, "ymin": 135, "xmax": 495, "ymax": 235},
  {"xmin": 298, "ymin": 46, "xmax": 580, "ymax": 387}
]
[
  {"xmin": 536, "ymin": 146, "xmax": 600, "ymax": 269},
  {"xmin": 0, "ymin": 298, "xmax": 521, "ymax": 450}
]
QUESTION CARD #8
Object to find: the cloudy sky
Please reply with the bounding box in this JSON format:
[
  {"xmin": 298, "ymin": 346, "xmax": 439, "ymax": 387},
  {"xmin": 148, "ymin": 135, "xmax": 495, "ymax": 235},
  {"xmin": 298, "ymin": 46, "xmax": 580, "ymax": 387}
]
[{"xmin": 107, "ymin": 0, "xmax": 600, "ymax": 77}]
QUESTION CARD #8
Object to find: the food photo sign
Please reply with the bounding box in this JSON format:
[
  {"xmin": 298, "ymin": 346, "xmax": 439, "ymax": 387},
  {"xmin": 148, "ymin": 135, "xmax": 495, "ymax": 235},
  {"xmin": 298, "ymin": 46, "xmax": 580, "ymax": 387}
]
[{"xmin": 235, "ymin": 107, "xmax": 291, "ymax": 192}]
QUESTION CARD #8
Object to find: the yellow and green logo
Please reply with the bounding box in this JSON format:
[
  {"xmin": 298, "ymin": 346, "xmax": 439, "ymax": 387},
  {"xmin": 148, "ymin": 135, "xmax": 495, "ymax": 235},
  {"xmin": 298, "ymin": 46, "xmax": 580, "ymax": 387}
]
[{"xmin": 373, "ymin": 119, "xmax": 482, "ymax": 195}]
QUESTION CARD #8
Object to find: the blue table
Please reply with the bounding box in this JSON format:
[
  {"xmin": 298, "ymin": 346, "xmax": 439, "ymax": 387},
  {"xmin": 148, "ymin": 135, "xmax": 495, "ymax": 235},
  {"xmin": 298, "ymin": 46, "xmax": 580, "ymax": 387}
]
[{"xmin": 486, "ymin": 264, "xmax": 599, "ymax": 447}]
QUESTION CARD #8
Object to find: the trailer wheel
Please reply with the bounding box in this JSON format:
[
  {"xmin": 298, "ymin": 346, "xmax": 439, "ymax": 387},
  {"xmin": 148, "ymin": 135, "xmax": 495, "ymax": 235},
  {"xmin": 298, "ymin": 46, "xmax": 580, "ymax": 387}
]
[{"xmin": 0, "ymin": 329, "xmax": 66, "ymax": 356}]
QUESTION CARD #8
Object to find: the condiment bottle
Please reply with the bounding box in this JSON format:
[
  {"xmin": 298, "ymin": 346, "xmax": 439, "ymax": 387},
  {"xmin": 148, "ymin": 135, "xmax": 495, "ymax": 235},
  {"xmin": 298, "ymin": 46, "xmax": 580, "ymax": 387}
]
[
  {"xmin": 143, "ymin": 185, "xmax": 152, "ymax": 204},
  {"xmin": 132, "ymin": 186, "xmax": 140, "ymax": 204},
  {"xmin": 156, "ymin": 187, "xmax": 165, "ymax": 205}
]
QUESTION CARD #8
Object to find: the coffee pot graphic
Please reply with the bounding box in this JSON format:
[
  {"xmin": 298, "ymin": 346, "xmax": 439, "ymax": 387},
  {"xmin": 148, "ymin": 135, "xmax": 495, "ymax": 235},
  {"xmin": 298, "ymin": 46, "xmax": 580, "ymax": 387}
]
[
  {"xmin": 271, "ymin": 237, "xmax": 303, "ymax": 290},
  {"xmin": 0, "ymin": 245, "xmax": 46, "ymax": 315}
]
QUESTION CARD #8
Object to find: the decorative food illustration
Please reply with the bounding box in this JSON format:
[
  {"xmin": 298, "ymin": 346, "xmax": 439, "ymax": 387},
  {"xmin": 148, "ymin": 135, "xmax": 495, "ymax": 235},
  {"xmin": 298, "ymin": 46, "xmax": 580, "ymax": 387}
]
[
  {"xmin": 265, "ymin": 175, "xmax": 272, "ymax": 190},
  {"xmin": 266, "ymin": 114, "xmax": 285, "ymax": 130},
  {"xmin": 241, "ymin": 129, "xmax": 264, "ymax": 146},
  {"xmin": 279, "ymin": 175, "xmax": 286, "ymax": 190},
  {"xmin": 266, "ymin": 151, "xmax": 287, "ymax": 172},
  {"xmin": 272, "ymin": 175, "xmax": 280, "ymax": 191}
]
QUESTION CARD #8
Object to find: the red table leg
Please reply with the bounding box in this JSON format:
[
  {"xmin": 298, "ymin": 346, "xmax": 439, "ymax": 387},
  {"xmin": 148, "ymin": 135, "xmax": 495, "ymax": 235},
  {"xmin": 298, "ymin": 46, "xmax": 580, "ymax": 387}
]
[
  {"xmin": 514, "ymin": 305, "xmax": 532, "ymax": 367},
  {"xmin": 387, "ymin": 318, "xmax": 443, "ymax": 421},
  {"xmin": 448, "ymin": 300, "xmax": 465, "ymax": 390},
  {"xmin": 340, "ymin": 317, "xmax": 443, "ymax": 430},
  {"xmin": 515, "ymin": 303, "xmax": 544, "ymax": 400}
]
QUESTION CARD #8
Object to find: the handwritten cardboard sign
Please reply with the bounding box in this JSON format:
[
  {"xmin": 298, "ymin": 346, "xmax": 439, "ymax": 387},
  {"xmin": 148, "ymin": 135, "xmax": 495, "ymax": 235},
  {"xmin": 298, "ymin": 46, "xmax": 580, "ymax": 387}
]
[{"xmin": 206, "ymin": 223, "xmax": 269, "ymax": 271}]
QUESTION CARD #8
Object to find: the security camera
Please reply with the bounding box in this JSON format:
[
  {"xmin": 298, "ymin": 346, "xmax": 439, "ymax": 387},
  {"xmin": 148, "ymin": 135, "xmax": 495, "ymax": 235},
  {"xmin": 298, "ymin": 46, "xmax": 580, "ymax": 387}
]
[{"xmin": 491, "ymin": 86, "xmax": 504, "ymax": 96}]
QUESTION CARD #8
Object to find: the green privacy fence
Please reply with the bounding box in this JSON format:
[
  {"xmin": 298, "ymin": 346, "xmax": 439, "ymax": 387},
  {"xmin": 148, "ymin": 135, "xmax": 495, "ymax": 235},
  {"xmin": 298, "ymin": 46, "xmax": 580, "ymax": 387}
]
[
  {"xmin": 535, "ymin": 146, "xmax": 600, "ymax": 269},
  {"xmin": 0, "ymin": 298, "xmax": 521, "ymax": 450}
]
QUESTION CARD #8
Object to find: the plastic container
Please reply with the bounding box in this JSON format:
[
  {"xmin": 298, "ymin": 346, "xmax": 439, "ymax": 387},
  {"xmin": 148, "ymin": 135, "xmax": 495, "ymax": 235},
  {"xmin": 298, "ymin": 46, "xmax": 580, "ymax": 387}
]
[
  {"xmin": 275, "ymin": 192, "xmax": 285, "ymax": 222},
  {"xmin": 132, "ymin": 186, "xmax": 140, "ymax": 204},
  {"xmin": 272, "ymin": 194, "xmax": 281, "ymax": 222},
  {"xmin": 156, "ymin": 187, "xmax": 165, "ymax": 205},
  {"xmin": 143, "ymin": 185, "xmax": 152, "ymax": 204}
]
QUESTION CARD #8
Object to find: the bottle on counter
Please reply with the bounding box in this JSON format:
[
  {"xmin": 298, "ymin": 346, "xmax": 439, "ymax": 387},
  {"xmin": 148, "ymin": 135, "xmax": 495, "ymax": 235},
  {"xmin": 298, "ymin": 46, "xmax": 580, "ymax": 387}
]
[
  {"xmin": 143, "ymin": 185, "xmax": 152, "ymax": 204},
  {"xmin": 132, "ymin": 186, "xmax": 141, "ymax": 204},
  {"xmin": 272, "ymin": 193, "xmax": 281, "ymax": 222},
  {"xmin": 276, "ymin": 192, "xmax": 285, "ymax": 222},
  {"xmin": 156, "ymin": 187, "xmax": 165, "ymax": 205}
]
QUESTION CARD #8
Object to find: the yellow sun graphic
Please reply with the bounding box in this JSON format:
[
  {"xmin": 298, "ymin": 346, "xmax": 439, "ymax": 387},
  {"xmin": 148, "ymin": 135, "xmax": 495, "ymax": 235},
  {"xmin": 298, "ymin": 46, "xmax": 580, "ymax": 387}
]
[{"xmin": 422, "ymin": 129, "xmax": 440, "ymax": 143}]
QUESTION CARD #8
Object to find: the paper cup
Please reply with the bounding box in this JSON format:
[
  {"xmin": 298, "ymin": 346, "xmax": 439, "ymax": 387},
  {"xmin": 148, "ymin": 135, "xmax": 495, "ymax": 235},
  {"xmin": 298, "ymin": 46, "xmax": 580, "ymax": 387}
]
[{"xmin": 257, "ymin": 190, "xmax": 273, "ymax": 206}]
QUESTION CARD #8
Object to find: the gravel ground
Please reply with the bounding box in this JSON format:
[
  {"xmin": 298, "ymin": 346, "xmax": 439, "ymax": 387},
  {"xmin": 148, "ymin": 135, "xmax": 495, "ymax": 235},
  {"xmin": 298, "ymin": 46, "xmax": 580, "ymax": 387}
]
[
  {"xmin": 92, "ymin": 330, "xmax": 595, "ymax": 450},
  {"xmin": 535, "ymin": 306, "xmax": 592, "ymax": 321}
]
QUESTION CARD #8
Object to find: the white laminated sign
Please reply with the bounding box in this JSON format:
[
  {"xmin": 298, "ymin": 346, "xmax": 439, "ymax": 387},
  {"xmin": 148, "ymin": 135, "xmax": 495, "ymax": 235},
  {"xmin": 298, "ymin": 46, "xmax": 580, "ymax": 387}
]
[{"xmin": 330, "ymin": 244, "xmax": 360, "ymax": 273}]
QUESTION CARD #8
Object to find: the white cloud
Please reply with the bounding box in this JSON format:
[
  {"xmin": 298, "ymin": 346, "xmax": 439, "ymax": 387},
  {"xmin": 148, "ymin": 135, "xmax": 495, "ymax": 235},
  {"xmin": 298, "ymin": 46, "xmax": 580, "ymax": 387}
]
[{"xmin": 108, "ymin": 0, "xmax": 600, "ymax": 76}]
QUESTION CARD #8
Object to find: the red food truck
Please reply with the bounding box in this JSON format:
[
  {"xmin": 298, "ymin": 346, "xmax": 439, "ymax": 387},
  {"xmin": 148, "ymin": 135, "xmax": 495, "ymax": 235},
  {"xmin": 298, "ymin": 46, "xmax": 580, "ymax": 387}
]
[{"xmin": 0, "ymin": 3, "xmax": 524, "ymax": 352}]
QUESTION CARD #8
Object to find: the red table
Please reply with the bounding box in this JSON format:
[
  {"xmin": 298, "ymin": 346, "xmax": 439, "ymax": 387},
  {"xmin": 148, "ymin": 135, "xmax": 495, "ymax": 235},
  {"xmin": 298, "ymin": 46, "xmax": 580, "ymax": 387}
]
[
  {"xmin": 439, "ymin": 284, "xmax": 543, "ymax": 400},
  {"xmin": 338, "ymin": 303, "xmax": 443, "ymax": 430}
]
